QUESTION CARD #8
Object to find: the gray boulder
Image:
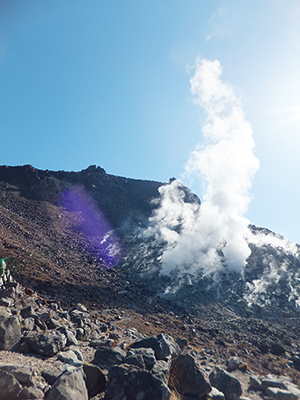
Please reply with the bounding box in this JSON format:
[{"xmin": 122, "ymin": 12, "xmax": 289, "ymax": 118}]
[
  {"xmin": 122, "ymin": 352, "xmax": 145, "ymax": 369},
  {"xmin": 171, "ymin": 353, "xmax": 211, "ymax": 398},
  {"xmin": 42, "ymin": 366, "xmax": 63, "ymax": 385},
  {"xmin": 93, "ymin": 346, "xmax": 126, "ymax": 366},
  {"xmin": 209, "ymin": 367, "xmax": 242, "ymax": 400},
  {"xmin": 176, "ymin": 336, "xmax": 188, "ymax": 349},
  {"xmin": 0, "ymin": 370, "xmax": 22, "ymax": 400},
  {"xmin": 0, "ymin": 297, "xmax": 14, "ymax": 307},
  {"xmin": 130, "ymin": 333, "xmax": 180, "ymax": 360},
  {"xmin": 227, "ymin": 356, "xmax": 242, "ymax": 372},
  {"xmin": 249, "ymin": 375, "xmax": 262, "ymax": 390},
  {"xmin": 46, "ymin": 369, "xmax": 88, "ymax": 400},
  {"xmin": 57, "ymin": 326, "xmax": 79, "ymax": 346},
  {"xmin": 83, "ymin": 363, "xmax": 106, "ymax": 398},
  {"xmin": 23, "ymin": 317, "xmax": 35, "ymax": 331},
  {"xmin": 210, "ymin": 387, "xmax": 226, "ymax": 400},
  {"xmin": 89, "ymin": 338, "xmax": 114, "ymax": 348},
  {"xmin": 58, "ymin": 350, "xmax": 83, "ymax": 367},
  {"xmin": 104, "ymin": 364, "xmax": 170, "ymax": 400},
  {"xmin": 151, "ymin": 359, "xmax": 172, "ymax": 384},
  {"xmin": 0, "ymin": 363, "xmax": 34, "ymax": 385},
  {"xmin": 18, "ymin": 385, "xmax": 45, "ymax": 399},
  {"xmin": 0, "ymin": 315, "xmax": 21, "ymax": 350},
  {"xmin": 270, "ymin": 342, "xmax": 286, "ymax": 356},
  {"xmin": 126, "ymin": 347, "xmax": 156, "ymax": 370},
  {"xmin": 265, "ymin": 387, "xmax": 299, "ymax": 400},
  {"xmin": 23, "ymin": 330, "xmax": 67, "ymax": 356},
  {"xmin": 261, "ymin": 374, "xmax": 289, "ymax": 390}
]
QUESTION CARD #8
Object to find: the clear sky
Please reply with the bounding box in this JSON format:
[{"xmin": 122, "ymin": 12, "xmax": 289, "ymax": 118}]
[{"xmin": 1, "ymin": 1, "xmax": 300, "ymax": 244}]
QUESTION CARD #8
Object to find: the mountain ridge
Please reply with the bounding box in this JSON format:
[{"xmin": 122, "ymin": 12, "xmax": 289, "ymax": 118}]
[{"xmin": 1, "ymin": 164, "xmax": 300, "ymax": 387}]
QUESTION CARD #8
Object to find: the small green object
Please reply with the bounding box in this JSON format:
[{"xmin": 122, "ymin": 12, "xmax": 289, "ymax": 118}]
[{"xmin": 0, "ymin": 258, "xmax": 7, "ymax": 277}]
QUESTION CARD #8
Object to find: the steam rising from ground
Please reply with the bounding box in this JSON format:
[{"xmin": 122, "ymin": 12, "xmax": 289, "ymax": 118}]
[{"xmin": 146, "ymin": 59, "xmax": 260, "ymax": 276}]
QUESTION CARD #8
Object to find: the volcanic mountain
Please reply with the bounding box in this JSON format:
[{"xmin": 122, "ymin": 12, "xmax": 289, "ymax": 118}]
[{"xmin": 1, "ymin": 164, "xmax": 300, "ymax": 383}]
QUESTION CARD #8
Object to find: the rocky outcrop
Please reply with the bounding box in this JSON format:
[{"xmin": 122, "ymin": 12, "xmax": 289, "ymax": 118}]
[
  {"xmin": 0, "ymin": 313, "xmax": 21, "ymax": 350},
  {"xmin": 0, "ymin": 269, "xmax": 299, "ymax": 399},
  {"xmin": 104, "ymin": 364, "xmax": 171, "ymax": 400},
  {"xmin": 129, "ymin": 332, "xmax": 180, "ymax": 360},
  {"xmin": 0, "ymin": 369, "xmax": 22, "ymax": 400},
  {"xmin": 170, "ymin": 352, "xmax": 212, "ymax": 398},
  {"xmin": 209, "ymin": 367, "xmax": 242, "ymax": 400}
]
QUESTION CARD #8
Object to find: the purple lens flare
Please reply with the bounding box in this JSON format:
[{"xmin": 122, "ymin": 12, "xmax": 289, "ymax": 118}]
[{"xmin": 59, "ymin": 185, "xmax": 124, "ymax": 268}]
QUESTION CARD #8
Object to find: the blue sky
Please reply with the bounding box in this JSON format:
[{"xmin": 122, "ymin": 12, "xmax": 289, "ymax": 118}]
[{"xmin": 1, "ymin": 1, "xmax": 300, "ymax": 244}]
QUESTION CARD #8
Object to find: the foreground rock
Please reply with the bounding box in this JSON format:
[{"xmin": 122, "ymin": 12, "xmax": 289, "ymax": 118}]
[
  {"xmin": 209, "ymin": 367, "xmax": 242, "ymax": 400},
  {"xmin": 21, "ymin": 331, "xmax": 68, "ymax": 356},
  {"xmin": 0, "ymin": 369, "xmax": 22, "ymax": 400},
  {"xmin": 104, "ymin": 364, "xmax": 171, "ymax": 400},
  {"xmin": 0, "ymin": 313, "xmax": 21, "ymax": 350},
  {"xmin": 0, "ymin": 268, "xmax": 299, "ymax": 400},
  {"xmin": 130, "ymin": 333, "xmax": 180, "ymax": 360},
  {"xmin": 249, "ymin": 374, "xmax": 300, "ymax": 400},
  {"xmin": 170, "ymin": 353, "xmax": 211, "ymax": 398},
  {"xmin": 46, "ymin": 369, "xmax": 88, "ymax": 400}
]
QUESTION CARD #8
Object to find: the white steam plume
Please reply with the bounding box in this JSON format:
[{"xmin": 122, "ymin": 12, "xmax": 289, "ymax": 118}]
[{"xmin": 148, "ymin": 59, "xmax": 259, "ymax": 276}]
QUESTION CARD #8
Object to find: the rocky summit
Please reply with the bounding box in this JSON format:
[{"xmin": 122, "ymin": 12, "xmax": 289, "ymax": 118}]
[{"xmin": 1, "ymin": 164, "xmax": 300, "ymax": 399}]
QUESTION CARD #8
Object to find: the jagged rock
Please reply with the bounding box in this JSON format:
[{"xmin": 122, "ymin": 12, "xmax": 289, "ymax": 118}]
[
  {"xmin": 23, "ymin": 317, "xmax": 35, "ymax": 331},
  {"xmin": 265, "ymin": 386, "xmax": 299, "ymax": 400},
  {"xmin": 151, "ymin": 359, "xmax": 172, "ymax": 384},
  {"xmin": 261, "ymin": 374, "xmax": 289, "ymax": 390},
  {"xmin": 227, "ymin": 356, "xmax": 243, "ymax": 372},
  {"xmin": 0, "ymin": 363, "xmax": 34, "ymax": 385},
  {"xmin": 21, "ymin": 305, "xmax": 35, "ymax": 318},
  {"xmin": 258, "ymin": 341, "xmax": 269, "ymax": 354},
  {"xmin": 83, "ymin": 363, "xmax": 106, "ymax": 398},
  {"xmin": 126, "ymin": 347, "xmax": 156, "ymax": 370},
  {"xmin": 58, "ymin": 350, "xmax": 83, "ymax": 367},
  {"xmin": 70, "ymin": 310, "xmax": 87, "ymax": 326},
  {"xmin": 76, "ymin": 303, "xmax": 88, "ymax": 312},
  {"xmin": 104, "ymin": 364, "xmax": 170, "ymax": 400},
  {"xmin": 0, "ymin": 370, "xmax": 22, "ymax": 400},
  {"xmin": 0, "ymin": 297, "xmax": 14, "ymax": 307},
  {"xmin": 47, "ymin": 317, "xmax": 61, "ymax": 329},
  {"xmin": 34, "ymin": 316, "xmax": 48, "ymax": 331},
  {"xmin": 171, "ymin": 353, "xmax": 211, "ymax": 398},
  {"xmin": 270, "ymin": 342, "xmax": 286, "ymax": 356},
  {"xmin": 0, "ymin": 314, "xmax": 22, "ymax": 350},
  {"xmin": 18, "ymin": 385, "xmax": 45, "ymax": 399},
  {"xmin": 130, "ymin": 333, "xmax": 180, "ymax": 360},
  {"xmin": 0, "ymin": 286, "xmax": 18, "ymax": 300},
  {"xmin": 176, "ymin": 336, "xmax": 188, "ymax": 349},
  {"xmin": 209, "ymin": 367, "xmax": 242, "ymax": 400},
  {"xmin": 75, "ymin": 328, "xmax": 85, "ymax": 340},
  {"xmin": 37, "ymin": 310, "xmax": 51, "ymax": 320},
  {"xmin": 122, "ymin": 352, "xmax": 146, "ymax": 369},
  {"xmin": 292, "ymin": 355, "xmax": 300, "ymax": 371},
  {"xmin": 42, "ymin": 366, "xmax": 63, "ymax": 385},
  {"xmin": 89, "ymin": 338, "xmax": 115, "ymax": 348},
  {"xmin": 46, "ymin": 369, "xmax": 88, "ymax": 400},
  {"xmin": 209, "ymin": 387, "xmax": 226, "ymax": 399},
  {"xmin": 0, "ymin": 307, "xmax": 10, "ymax": 317},
  {"xmin": 249, "ymin": 375, "xmax": 262, "ymax": 390},
  {"xmin": 93, "ymin": 346, "xmax": 126, "ymax": 366},
  {"xmin": 57, "ymin": 326, "xmax": 79, "ymax": 346},
  {"xmin": 22, "ymin": 330, "xmax": 67, "ymax": 356}
]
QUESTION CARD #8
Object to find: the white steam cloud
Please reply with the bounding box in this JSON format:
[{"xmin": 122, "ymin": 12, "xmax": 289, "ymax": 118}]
[{"xmin": 147, "ymin": 59, "xmax": 260, "ymax": 276}]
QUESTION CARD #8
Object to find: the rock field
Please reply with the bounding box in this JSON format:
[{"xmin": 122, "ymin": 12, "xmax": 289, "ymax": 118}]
[{"xmin": 0, "ymin": 263, "xmax": 300, "ymax": 400}]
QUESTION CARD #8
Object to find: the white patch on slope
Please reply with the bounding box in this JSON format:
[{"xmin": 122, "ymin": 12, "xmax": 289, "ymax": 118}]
[{"xmin": 244, "ymin": 230, "xmax": 300, "ymax": 307}]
